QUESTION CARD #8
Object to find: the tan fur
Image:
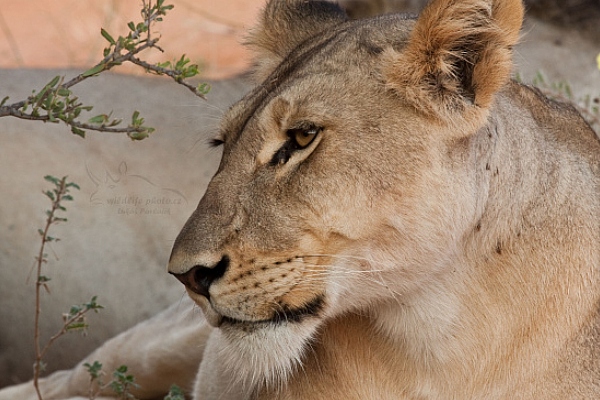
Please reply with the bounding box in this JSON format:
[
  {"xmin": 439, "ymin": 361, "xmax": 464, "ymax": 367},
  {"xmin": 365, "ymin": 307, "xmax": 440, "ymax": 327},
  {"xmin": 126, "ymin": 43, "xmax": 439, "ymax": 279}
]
[
  {"xmin": 2, "ymin": 0, "xmax": 599, "ymax": 399},
  {"xmin": 168, "ymin": 0, "xmax": 600, "ymax": 398}
]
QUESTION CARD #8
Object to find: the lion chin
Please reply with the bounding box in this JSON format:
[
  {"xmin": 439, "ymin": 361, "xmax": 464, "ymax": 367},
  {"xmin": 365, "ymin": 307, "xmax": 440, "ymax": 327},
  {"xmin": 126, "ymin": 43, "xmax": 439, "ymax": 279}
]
[
  {"xmin": 185, "ymin": 285, "xmax": 329, "ymax": 389},
  {"xmin": 216, "ymin": 317, "xmax": 323, "ymax": 390}
]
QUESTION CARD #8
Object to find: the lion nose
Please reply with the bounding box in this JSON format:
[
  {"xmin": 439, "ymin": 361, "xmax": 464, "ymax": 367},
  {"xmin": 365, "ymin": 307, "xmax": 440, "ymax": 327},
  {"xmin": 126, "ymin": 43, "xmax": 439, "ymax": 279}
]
[{"xmin": 170, "ymin": 255, "xmax": 229, "ymax": 299}]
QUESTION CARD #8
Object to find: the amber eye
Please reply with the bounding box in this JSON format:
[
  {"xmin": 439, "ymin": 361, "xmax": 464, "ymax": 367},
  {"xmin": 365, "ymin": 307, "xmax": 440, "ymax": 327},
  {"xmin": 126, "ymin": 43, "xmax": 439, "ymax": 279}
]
[
  {"xmin": 270, "ymin": 124, "xmax": 322, "ymax": 166},
  {"xmin": 288, "ymin": 127, "xmax": 320, "ymax": 149}
]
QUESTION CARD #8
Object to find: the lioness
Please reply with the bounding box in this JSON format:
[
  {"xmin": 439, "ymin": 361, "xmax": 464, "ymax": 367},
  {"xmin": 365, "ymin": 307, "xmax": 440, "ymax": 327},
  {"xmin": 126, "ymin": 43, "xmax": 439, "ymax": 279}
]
[{"xmin": 2, "ymin": 0, "xmax": 599, "ymax": 398}]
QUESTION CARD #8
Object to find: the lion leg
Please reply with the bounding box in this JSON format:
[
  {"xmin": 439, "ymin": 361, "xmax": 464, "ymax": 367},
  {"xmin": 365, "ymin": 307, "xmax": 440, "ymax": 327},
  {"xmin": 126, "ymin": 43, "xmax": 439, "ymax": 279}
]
[{"xmin": 0, "ymin": 297, "xmax": 211, "ymax": 400}]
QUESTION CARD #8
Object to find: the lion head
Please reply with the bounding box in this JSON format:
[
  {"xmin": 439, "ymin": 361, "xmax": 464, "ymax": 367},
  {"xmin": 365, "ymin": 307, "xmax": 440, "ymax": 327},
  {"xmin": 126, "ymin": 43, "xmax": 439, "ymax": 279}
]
[{"xmin": 168, "ymin": 0, "xmax": 525, "ymax": 388}]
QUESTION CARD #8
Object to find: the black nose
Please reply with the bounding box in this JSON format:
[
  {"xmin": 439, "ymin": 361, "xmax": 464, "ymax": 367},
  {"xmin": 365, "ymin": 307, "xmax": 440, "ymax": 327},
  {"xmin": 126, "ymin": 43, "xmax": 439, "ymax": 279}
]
[{"xmin": 170, "ymin": 255, "xmax": 229, "ymax": 299}]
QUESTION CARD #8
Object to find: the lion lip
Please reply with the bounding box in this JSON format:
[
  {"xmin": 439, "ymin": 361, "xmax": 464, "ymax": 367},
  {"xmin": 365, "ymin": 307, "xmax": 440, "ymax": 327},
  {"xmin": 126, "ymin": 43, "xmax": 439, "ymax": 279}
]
[
  {"xmin": 205, "ymin": 310, "xmax": 224, "ymax": 328},
  {"xmin": 186, "ymin": 292, "xmax": 224, "ymax": 328},
  {"xmin": 220, "ymin": 295, "xmax": 325, "ymax": 328}
]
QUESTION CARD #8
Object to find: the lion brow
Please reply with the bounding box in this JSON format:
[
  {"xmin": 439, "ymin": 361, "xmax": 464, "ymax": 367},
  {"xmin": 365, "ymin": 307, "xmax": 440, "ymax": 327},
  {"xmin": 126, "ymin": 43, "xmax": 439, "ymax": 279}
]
[{"xmin": 223, "ymin": 25, "xmax": 352, "ymax": 146}]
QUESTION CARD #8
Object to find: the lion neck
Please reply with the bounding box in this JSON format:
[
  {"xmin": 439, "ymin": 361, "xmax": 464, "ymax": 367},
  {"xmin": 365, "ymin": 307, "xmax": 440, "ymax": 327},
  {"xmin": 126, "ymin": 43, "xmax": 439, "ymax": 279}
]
[{"xmin": 362, "ymin": 82, "xmax": 600, "ymax": 395}]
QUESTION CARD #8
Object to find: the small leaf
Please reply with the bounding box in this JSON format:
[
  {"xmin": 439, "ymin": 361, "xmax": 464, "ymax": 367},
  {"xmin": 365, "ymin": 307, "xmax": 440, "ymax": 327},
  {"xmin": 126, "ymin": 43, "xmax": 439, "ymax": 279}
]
[
  {"xmin": 127, "ymin": 21, "xmax": 136, "ymax": 31},
  {"xmin": 57, "ymin": 87, "xmax": 71, "ymax": 97},
  {"xmin": 44, "ymin": 175, "xmax": 60, "ymax": 184},
  {"xmin": 100, "ymin": 28, "xmax": 116, "ymax": 45},
  {"xmin": 128, "ymin": 130, "xmax": 149, "ymax": 141},
  {"xmin": 197, "ymin": 83, "xmax": 211, "ymax": 95},
  {"xmin": 88, "ymin": 114, "xmax": 108, "ymax": 125},
  {"xmin": 0, "ymin": 96, "xmax": 9, "ymax": 107},
  {"xmin": 66, "ymin": 321, "xmax": 88, "ymax": 331},
  {"xmin": 38, "ymin": 361, "xmax": 47, "ymax": 372},
  {"xmin": 108, "ymin": 118, "xmax": 123, "ymax": 127},
  {"xmin": 47, "ymin": 76, "xmax": 61, "ymax": 88},
  {"xmin": 131, "ymin": 111, "xmax": 144, "ymax": 127},
  {"xmin": 164, "ymin": 384, "xmax": 186, "ymax": 400},
  {"xmin": 71, "ymin": 126, "xmax": 86, "ymax": 138},
  {"xmin": 136, "ymin": 22, "xmax": 147, "ymax": 32},
  {"xmin": 84, "ymin": 361, "xmax": 103, "ymax": 380},
  {"xmin": 82, "ymin": 64, "xmax": 105, "ymax": 78}
]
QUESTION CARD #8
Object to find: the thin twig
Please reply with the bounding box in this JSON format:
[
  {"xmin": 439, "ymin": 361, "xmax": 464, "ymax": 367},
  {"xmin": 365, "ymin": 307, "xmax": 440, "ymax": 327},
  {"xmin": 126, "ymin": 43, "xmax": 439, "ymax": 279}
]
[
  {"xmin": 0, "ymin": 0, "xmax": 206, "ymax": 139},
  {"xmin": 33, "ymin": 178, "xmax": 67, "ymax": 400},
  {"xmin": 129, "ymin": 55, "xmax": 207, "ymax": 98}
]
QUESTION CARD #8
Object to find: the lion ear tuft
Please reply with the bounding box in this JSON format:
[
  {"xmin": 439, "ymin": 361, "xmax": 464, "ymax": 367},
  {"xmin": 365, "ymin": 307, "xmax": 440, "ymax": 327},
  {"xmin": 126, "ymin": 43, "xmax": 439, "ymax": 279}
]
[
  {"xmin": 246, "ymin": 0, "xmax": 348, "ymax": 82},
  {"xmin": 384, "ymin": 0, "xmax": 524, "ymax": 125}
]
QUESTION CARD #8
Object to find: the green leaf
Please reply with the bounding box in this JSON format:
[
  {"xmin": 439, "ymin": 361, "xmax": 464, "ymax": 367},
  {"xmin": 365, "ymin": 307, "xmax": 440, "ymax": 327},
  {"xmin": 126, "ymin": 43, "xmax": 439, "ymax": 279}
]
[
  {"xmin": 66, "ymin": 321, "xmax": 88, "ymax": 331},
  {"xmin": 88, "ymin": 114, "xmax": 108, "ymax": 125},
  {"xmin": 197, "ymin": 83, "xmax": 211, "ymax": 95},
  {"xmin": 38, "ymin": 275, "xmax": 51, "ymax": 283},
  {"xmin": 57, "ymin": 87, "xmax": 71, "ymax": 97},
  {"xmin": 47, "ymin": 75, "xmax": 61, "ymax": 88},
  {"xmin": 84, "ymin": 361, "xmax": 103, "ymax": 380},
  {"xmin": 44, "ymin": 175, "xmax": 60, "ymax": 184},
  {"xmin": 66, "ymin": 182, "xmax": 81, "ymax": 190},
  {"xmin": 131, "ymin": 110, "xmax": 142, "ymax": 127},
  {"xmin": 0, "ymin": 96, "xmax": 9, "ymax": 107},
  {"xmin": 108, "ymin": 118, "xmax": 123, "ymax": 127},
  {"xmin": 127, "ymin": 21, "xmax": 136, "ymax": 31},
  {"xmin": 100, "ymin": 28, "xmax": 116, "ymax": 45},
  {"xmin": 128, "ymin": 130, "xmax": 149, "ymax": 141},
  {"xmin": 38, "ymin": 361, "xmax": 47, "ymax": 373},
  {"xmin": 71, "ymin": 126, "xmax": 86, "ymax": 138},
  {"xmin": 164, "ymin": 385, "xmax": 185, "ymax": 400},
  {"xmin": 82, "ymin": 64, "xmax": 105, "ymax": 78},
  {"xmin": 136, "ymin": 22, "xmax": 147, "ymax": 32},
  {"xmin": 115, "ymin": 365, "xmax": 128, "ymax": 374}
]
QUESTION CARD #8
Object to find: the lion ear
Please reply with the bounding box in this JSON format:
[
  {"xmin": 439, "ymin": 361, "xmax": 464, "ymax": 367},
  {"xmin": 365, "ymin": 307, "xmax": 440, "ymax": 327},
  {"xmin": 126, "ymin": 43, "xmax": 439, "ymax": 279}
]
[
  {"xmin": 246, "ymin": 0, "xmax": 348, "ymax": 82},
  {"xmin": 383, "ymin": 0, "xmax": 523, "ymax": 126}
]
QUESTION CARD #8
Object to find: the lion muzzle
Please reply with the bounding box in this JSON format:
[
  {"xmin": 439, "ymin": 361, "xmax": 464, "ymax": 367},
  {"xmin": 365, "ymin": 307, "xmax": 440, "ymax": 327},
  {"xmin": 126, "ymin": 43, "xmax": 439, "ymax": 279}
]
[{"xmin": 169, "ymin": 255, "xmax": 229, "ymax": 300}]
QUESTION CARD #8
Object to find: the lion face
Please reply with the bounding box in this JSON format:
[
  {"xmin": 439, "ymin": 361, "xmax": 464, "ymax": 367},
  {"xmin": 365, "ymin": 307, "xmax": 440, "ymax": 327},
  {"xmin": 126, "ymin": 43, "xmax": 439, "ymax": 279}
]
[{"xmin": 168, "ymin": 0, "xmax": 522, "ymax": 388}]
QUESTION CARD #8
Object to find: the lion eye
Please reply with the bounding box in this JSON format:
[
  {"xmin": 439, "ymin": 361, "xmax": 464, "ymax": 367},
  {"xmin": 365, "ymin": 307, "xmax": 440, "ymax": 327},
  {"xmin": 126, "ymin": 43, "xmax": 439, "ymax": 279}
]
[
  {"xmin": 288, "ymin": 127, "xmax": 319, "ymax": 149},
  {"xmin": 270, "ymin": 124, "xmax": 322, "ymax": 166}
]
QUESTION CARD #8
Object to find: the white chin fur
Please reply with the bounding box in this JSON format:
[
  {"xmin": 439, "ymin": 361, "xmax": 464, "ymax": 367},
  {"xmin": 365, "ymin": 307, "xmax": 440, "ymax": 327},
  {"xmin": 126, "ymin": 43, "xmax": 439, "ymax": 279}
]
[{"xmin": 216, "ymin": 317, "xmax": 322, "ymax": 393}]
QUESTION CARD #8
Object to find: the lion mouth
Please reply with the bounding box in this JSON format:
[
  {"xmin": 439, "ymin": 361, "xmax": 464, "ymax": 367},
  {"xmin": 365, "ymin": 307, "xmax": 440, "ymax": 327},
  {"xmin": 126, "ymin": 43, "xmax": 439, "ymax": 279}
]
[{"xmin": 219, "ymin": 295, "xmax": 325, "ymax": 328}]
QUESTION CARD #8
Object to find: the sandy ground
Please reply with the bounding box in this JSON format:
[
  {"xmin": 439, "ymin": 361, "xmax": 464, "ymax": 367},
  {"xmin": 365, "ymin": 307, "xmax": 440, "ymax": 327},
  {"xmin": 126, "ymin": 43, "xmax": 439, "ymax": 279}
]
[{"xmin": 0, "ymin": 0, "xmax": 599, "ymax": 389}]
